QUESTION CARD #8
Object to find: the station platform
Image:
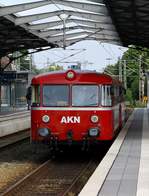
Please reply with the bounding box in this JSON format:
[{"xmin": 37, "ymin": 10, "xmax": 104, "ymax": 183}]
[
  {"xmin": 0, "ymin": 110, "xmax": 30, "ymax": 138},
  {"xmin": 79, "ymin": 108, "xmax": 149, "ymax": 196},
  {"xmin": 0, "ymin": 108, "xmax": 28, "ymax": 116}
]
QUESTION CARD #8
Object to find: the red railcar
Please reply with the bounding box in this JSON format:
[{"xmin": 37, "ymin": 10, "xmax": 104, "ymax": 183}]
[{"xmin": 31, "ymin": 70, "xmax": 125, "ymax": 147}]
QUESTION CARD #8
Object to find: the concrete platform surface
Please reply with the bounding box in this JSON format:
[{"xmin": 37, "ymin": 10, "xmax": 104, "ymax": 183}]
[
  {"xmin": 0, "ymin": 110, "xmax": 30, "ymax": 138},
  {"xmin": 79, "ymin": 109, "xmax": 149, "ymax": 196}
]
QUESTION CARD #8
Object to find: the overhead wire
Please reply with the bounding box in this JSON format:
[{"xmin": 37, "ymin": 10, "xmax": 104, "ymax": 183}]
[
  {"xmin": 119, "ymin": 46, "xmax": 149, "ymax": 67},
  {"xmin": 98, "ymin": 42, "xmax": 115, "ymax": 60},
  {"xmin": 108, "ymin": 44, "xmax": 118, "ymax": 58},
  {"xmin": 53, "ymin": 49, "xmax": 86, "ymax": 63}
]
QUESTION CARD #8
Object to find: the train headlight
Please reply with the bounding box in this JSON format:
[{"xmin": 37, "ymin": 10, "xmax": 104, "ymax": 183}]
[
  {"xmin": 38, "ymin": 128, "xmax": 50, "ymax": 137},
  {"xmin": 91, "ymin": 115, "xmax": 99, "ymax": 123},
  {"xmin": 42, "ymin": 115, "xmax": 50, "ymax": 123},
  {"xmin": 89, "ymin": 128, "xmax": 99, "ymax": 137}
]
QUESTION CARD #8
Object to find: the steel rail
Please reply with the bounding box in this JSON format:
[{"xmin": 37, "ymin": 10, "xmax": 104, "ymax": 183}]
[
  {"xmin": 1, "ymin": 159, "xmax": 52, "ymax": 196},
  {"xmin": 62, "ymin": 160, "xmax": 97, "ymax": 196},
  {"xmin": 1, "ymin": 156, "xmax": 98, "ymax": 196}
]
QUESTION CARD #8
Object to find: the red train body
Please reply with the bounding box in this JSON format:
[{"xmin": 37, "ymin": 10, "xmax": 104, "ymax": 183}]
[{"xmin": 31, "ymin": 70, "xmax": 125, "ymax": 146}]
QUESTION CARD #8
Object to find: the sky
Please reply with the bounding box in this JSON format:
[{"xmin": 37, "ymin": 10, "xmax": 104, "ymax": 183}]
[
  {"xmin": 1, "ymin": 0, "xmax": 128, "ymax": 71},
  {"xmin": 33, "ymin": 41, "xmax": 127, "ymax": 71}
]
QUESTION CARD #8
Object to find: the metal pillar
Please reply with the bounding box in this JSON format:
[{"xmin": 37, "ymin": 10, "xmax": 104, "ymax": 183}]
[
  {"xmin": 58, "ymin": 15, "xmax": 70, "ymax": 49},
  {"xmin": 118, "ymin": 58, "xmax": 123, "ymax": 82},
  {"xmin": 123, "ymin": 60, "xmax": 127, "ymax": 89},
  {"xmin": 139, "ymin": 55, "xmax": 142, "ymax": 102},
  {"xmin": 0, "ymin": 63, "xmax": 1, "ymax": 112}
]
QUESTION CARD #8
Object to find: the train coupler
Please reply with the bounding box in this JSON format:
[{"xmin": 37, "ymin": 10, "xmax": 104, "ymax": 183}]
[
  {"xmin": 67, "ymin": 130, "xmax": 73, "ymax": 146},
  {"xmin": 81, "ymin": 137, "xmax": 89, "ymax": 151},
  {"xmin": 49, "ymin": 136, "xmax": 59, "ymax": 152}
]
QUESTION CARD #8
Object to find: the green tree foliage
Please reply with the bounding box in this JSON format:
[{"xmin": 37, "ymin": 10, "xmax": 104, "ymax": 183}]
[
  {"xmin": 13, "ymin": 50, "xmax": 31, "ymax": 71},
  {"xmin": 122, "ymin": 46, "xmax": 149, "ymax": 102},
  {"xmin": 104, "ymin": 46, "xmax": 149, "ymax": 102},
  {"xmin": 47, "ymin": 64, "xmax": 63, "ymax": 72},
  {"xmin": 125, "ymin": 88, "xmax": 133, "ymax": 105},
  {"xmin": 130, "ymin": 77, "xmax": 139, "ymax": 100},
  {"xmin": 19, "ymin": 49, "xmax": 31, "ymax": 71},
  {"xmin": 104, "ymin": 64, "xmax": 119, "ymax": 77},
  {"xmin": 39, "ymin": 63, "xmax": 63, "ymax": 73}
]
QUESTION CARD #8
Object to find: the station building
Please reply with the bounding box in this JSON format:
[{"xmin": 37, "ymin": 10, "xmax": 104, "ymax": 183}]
[{"xmin": 0, "ymin": 71, "xmax": 34, "ymax": 112}]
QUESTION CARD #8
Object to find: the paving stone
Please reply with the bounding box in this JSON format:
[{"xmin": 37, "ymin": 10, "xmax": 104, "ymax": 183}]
[{"xmin": 99, "ymin": 109, "xmax": 144, "ymax": 196}]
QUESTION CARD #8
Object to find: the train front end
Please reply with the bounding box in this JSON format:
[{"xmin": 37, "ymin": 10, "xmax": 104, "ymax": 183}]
[{"xmin": 31, "ymin": 70, "xmax": 123, "ymax": 147}]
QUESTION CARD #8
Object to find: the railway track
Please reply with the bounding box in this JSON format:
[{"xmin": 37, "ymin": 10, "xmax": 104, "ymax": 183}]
[
  {"xmin": 0, "ymin": 109, "xmax": 132, "ymax": 196},
  {"xmin": 1, "ymin": 152, "xmax": 99, "ymax": 196},
  {"xmin": 0, "ymin": 138, "xmax": 51, "ymax": 195}
]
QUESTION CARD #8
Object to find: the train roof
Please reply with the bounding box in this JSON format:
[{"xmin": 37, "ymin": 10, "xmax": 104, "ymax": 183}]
[{"xmin": 32, "ymin": 70, "xmax": 122, "ymax": 86}]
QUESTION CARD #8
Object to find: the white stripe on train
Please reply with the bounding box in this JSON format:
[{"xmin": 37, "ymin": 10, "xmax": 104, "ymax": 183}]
[
  {"xmin": 32, "ymin": 107, "xmax": 113, "ymax": 111},
  {"xmin": 31, "ymin": 103, "xmax": 125, "ymax": 111}
]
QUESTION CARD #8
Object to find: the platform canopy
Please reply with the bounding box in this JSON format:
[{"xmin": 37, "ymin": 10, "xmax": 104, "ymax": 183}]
[
  {"xmin": 0, "ymin": 0, "xmax": 149, "ymax": 57},
  {"xmin": 106, "ymin": 0, "xmax": 149, "ymax": 48},
  {"xmin": 0, "ymin": 0, "xmax": 121, "ymax": 57}
]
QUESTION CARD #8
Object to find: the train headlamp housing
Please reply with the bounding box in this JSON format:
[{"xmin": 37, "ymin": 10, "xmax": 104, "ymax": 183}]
[
  {"xmin": 42, "ymin": 115, "xmax": 50, "ymax": 123},
  {"xmin": 38, "ymin": 128, "xmax": 50, "ymax": 137},
  {"xmin": 66, "ymin": 70, "xmax": 76, "ymax": 80},
  {"xmin": 89, "ymin": 128, "xmax": 99, "ymax": 137},
  {"xmin": 91, "ymin": 115, "xmax": 99, "ymax": 123}
]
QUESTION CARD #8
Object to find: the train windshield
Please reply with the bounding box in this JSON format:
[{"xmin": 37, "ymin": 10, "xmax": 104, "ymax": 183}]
[
  {"xmin": 43, "ymin": 85, "xmax": 69, "ymax": 106},
  {"xmin": 72, "ymin": 85, "xmax": 98, "ymax": 106}
]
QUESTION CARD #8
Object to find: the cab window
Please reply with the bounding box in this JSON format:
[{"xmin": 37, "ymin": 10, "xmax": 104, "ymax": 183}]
[
  {"xmin": 32, "ymin": 85, "xmax": 40, "ymax": 106},
  {"xmin": 101, "ymin": 85, "xmax": 112, "ymax": 106}
]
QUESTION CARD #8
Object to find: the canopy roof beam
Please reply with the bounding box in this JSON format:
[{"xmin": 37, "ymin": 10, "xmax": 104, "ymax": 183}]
[
  {"xmin": 0, "ymin": 0, "xmax": 122, "ymax": 57},
  {"xmin": 38, "ymin": 26, "xmax": 118, "ymax": 38},
  {"xmin": 14, "ymin": 10, "xmax": 112, "ymax": 25},
  {"xmin": 59, "ymin": 37, "xmax": 121, "ymax": 47},
  {"xmin": 0, "ymin": 0, "xmax": 107, "ymax": 17},
  {"xmin": 28, "ymin": 18, "xmax": 115, "ymax": 31},
  {"xmin": 47, "ymin": 31, "xmax": 120, "ymax": 42}
]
